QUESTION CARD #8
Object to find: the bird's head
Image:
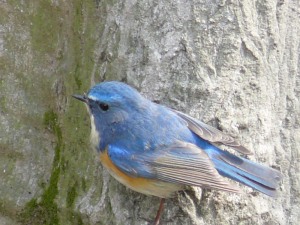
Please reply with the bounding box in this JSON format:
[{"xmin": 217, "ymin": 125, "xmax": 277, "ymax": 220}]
[{"xmin": 72, "ymin": 81, "xmax": 149, "ymax": 149}]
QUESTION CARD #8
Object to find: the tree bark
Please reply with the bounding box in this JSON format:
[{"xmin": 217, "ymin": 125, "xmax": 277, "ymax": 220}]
[{"xmin": 0, "ymin": 0, "xmax": 299, "ymax": 224}]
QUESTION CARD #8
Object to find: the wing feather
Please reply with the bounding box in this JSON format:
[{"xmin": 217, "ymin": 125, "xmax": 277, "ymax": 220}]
[
  {"xmin": 142, "ymin": 142, "xmax": 241, "ymax": 193},
  {"xmin": 171, "ymin": 109, "xmax": 252, "ymax": 155},
  {"xmin": 109, "ymin": 142, "xmax": 241, "ymax": 194}
]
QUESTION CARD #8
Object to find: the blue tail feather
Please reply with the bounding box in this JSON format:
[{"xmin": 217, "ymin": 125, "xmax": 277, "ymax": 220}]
[{"xmin": 207, "ymin": 147, "xmax": 282, "ymax": 197}]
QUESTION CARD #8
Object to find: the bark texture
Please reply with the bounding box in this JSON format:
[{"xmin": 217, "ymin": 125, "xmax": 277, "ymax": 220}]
[{"xmin": 0, "ymin": 0, "xmax": 299, "ymax": 224}]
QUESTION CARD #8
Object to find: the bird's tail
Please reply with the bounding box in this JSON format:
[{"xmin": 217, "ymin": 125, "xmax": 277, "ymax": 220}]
[{"xmin": 207, "ymin": 148, "xmax": 282, "ymax": 197}]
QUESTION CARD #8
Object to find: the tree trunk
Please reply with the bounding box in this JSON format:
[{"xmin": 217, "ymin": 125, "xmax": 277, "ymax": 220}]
[{"xmin": 0, "ymin": 0, "xmax": 299, "ymax": 224}]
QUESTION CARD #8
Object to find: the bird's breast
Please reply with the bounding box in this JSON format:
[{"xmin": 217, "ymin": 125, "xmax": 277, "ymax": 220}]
[
  {"xmin": 99, "ymin": 149, "xmax": 182, "ymax": 198},
  {"xmin": 90, "ymin": 114, "xmax": 100, "ymax": 151}
]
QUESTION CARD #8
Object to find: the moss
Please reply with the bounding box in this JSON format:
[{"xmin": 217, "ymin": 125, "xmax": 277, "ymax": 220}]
[
  {"xmin": 0, "ymin": 96, "xmax": 7, "ymax": 112},
  {"xmin": 19, "ymin": 196, "xmax": 59, "ymax": 225},
  {"xmin": 63, "ymin": 210, "xmax": 85, "ymax": 225},
  {"xmin": 19, "ymin": 197, "xmax": 59, "ymax": 225},
  {"xmin": 70, "ymin": 212, "xmax": 85, "ymax": 225},
  {"xmin": 74, "ymin": 64, "xmax": 83, "ymax": 89},
  {"xmin": 66, "ymin": 182, "xmax": 78, "ymax": 208},
  {"xmin": 30, "ymin": 0, "xmax": 62, "ymax": 54},
  {"xmin": 2, "ymin": 0, "xmax": 102, "ymax": 224},
  {"xmin": 0, "ymin": 199, "xmax": 18, "ymax": 219},
  {"xmin": 0, "ymin": 143, "xmax": 24, "ymax": 160},
  {"xmin": 11, "ymin": 0, "xmax": 101, "ymax": 224},
  {"xmin": 43, "ymin": 110, "xmax": 62, "ymax": 142},
  {"xmin": 77, "ymin": 215, "xmax": 84, "ymax": 225},
  {"xmin": 81, "ymin": 178, "xmax": 87, "ymax": 192},
  {"xmin": 19, "ymin": 110, "xmax": 62, "ymax": 225}
]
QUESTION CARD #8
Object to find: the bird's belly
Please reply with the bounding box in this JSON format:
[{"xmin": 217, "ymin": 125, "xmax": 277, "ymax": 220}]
[{"xmin": 99, "ymin": 150, "xmax": 182, "ymax": 198}]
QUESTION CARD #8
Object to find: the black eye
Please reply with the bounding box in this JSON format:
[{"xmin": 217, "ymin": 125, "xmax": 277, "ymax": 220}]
[{"xmin": 98, "ymin": 102, "xmax": 109, "ymax": 111}]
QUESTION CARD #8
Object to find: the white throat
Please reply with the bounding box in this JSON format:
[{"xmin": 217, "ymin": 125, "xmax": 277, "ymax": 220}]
[{"xmin": 90, "ymin": 114, "xmax": 100, "ymax": 151}]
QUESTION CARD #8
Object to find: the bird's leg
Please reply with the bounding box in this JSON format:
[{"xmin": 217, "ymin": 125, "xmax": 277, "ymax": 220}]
[{"xmin": 153, "ymin": 198, "xmax": 165, "ymax": 225}]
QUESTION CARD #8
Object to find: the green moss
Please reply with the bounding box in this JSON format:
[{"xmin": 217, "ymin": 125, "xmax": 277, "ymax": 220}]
[
  {"xmin": 30, "ymin": 0, "xmax": 62, "ymax": 54},
  {"xmin": 0, "ymin": 143, "xmax": 24, "ymax": 160},
  {"xmin": 0, "ymin": 96, "xmax": 7, "ymax": 112},
  {"xmin": 66, "ymin": 182, "xmax": 78, "ymax": 208},
  {"xmin": 71, "ymin": 212, "xmax": 85, "ymax": 225},
  {"xmin": 43, "ymin": 110, "xmax": 62, "ymax": 142},
  {"xmin": 81, "ymin": 178, "xmax": 87, "ymax": 192},
  {"xmin": 74, "ymin": 64, "xmax": 83, "ymax": 89},
  {"xmin": 19, "ymin": 110, "xmax": 63, "ymax": 225},
  {"xmin": 0, "ymin": 199, "xmax": 18, "ymax": 219},
  {"xmin": 63, "ymin": 210, "xmax": 85, "ymax": 225},
  {"xmin": 19, "ymin": 194, "xmax": 59, "ymax": 225},
  {"xmin": 12, "ymin": 0, "xmax": 104, "ymax": 224},
  {"xmin": 1, "ymin": 0, "xmax": 105, "ymax": 224},
  {"xmin": 77, "ymin": 215, "xmax": 84, "ymax": 225},
  {"xmin": 19, "ymin": 199, "xmax": 38, "ymax": 222},
  {"xmin": 19, "ymin": 197, "xmax": 59, "ymax": 225}
]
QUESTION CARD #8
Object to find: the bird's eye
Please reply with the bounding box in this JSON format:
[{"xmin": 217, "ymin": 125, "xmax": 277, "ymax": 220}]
[{"xmin": 98, "ymin": 102, "xmax": 109, "ymax": 111}]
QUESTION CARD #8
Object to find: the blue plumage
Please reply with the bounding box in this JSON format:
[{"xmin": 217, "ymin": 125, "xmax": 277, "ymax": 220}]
[{"xmin": 73, "ymin": 81, "xmax": 282, "ymax": 222}]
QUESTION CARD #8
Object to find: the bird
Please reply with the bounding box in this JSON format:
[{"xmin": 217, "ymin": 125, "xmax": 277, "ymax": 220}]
[{"xmin": 73, "ymin": 81, "xmax": 282, "ymax": 225}]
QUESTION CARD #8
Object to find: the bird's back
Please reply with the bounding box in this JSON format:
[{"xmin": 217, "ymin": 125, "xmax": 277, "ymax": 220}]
[{"xmin": 112, "ymin": 103, "xmax": 199, "ymax": 154}]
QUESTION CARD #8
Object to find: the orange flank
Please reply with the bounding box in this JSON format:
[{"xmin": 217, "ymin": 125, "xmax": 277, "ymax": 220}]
[{"xmin": 99, "ymin": 149, "xmax": 181, "ymax": 198}]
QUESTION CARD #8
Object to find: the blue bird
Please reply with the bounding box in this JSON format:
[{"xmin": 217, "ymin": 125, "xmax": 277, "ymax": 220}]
[{"xmin": 73, "ymin": 81, "xmax": 282, "ymax": 225}]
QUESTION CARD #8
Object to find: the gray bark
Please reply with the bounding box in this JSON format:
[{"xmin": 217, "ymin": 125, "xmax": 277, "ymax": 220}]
[{"xmin": 0, "ymin": 0, "xmax": 299, "ymax": 224}]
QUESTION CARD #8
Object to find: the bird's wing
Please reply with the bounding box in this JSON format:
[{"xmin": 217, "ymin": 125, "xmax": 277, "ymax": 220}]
[
  {"xmin": 171, "ymin": 109, "xmax": 252, "ymax": 155},
  {"xmin": 108, "ymin": 142, "xmax": 240, "ymax": 193}
]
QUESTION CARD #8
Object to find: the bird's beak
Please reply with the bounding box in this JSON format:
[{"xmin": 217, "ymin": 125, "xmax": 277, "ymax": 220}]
[{"xmin": 72, "ymin": 94, "xmax": 88, "ymax": 103}]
